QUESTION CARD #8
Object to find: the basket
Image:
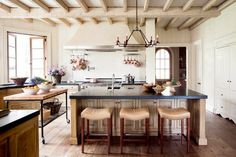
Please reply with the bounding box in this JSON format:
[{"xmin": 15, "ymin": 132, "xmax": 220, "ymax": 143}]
[{"xmin": 43, "ymin": 98, "xmax": 62, "ymax": 115}]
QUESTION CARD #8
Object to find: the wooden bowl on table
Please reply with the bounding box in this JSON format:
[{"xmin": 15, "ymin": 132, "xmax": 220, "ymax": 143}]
[
  {"xmin": 11, "ymin": 77, "xmax": 28, "ymax": 86},
  {"xmin": 143, "ymin": 83, "xmax": 155, "ymax": 92}
]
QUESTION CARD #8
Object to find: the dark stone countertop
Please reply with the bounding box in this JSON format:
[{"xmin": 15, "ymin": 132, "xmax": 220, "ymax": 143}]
[
  {"xmin": 0, "ymin": 83, "xmax": 34, "ymax": 90},
  {"xmin": 0, "ymin": 110, "xmax": 40, "ymax": 133},
  {"xmin": 69, "ymin": 86, "xmax": 207, "ymax": 100}
]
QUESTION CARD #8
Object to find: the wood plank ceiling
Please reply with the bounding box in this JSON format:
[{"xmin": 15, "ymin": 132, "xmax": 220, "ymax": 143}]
[{"xmin": 0, "ymin": 0, "xmax": 235, "ymax": 30}]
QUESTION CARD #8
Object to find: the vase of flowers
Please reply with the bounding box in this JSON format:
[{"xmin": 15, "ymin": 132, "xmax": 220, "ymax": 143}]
[{"xmin": 48, "ymin": 66, "xmax": 66, "ymax": 84}]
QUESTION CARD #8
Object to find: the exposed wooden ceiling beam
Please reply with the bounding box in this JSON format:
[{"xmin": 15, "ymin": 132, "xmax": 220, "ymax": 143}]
[
  {"xmin": 32, "ymin": 0, "xmax": 50, "ymax": 12},
  {"xmin": 144, "ymin": 0, "xmax": 149, "ymax": 12},
  {"xmin": 218, "ymin": 0, "xmax": 236, "ymax": 11},
  {"xmin": 165, "ymin": 17, "xmax": 178, "ymax": 30},
  {"xmin": 41, "ymin": 18, "xmax": 57, "ymax": 26},
  {"xmin": 75, "ymin": 18, "xmax": 83, "ymax": 24},
  {"xmin": 123, "ymin": 0, "xmax": 127, "ymax": 12},
  {"xmin": 107, "ymin": 17, "xmax": 113, "ymax": 24},
  {"xmin": 76, "ymin": 0, "xmax": 89, "ymax": 12},
  {"xmin": 163, "ymin": 0, "xmax": 174, "ymax": 11},
  {"xmin": 178, "ymin": 17, "xmax": 196, "ymax": 30},
  {"xmin": 100, "ymin": 0, "xmax": 108, "ymax": 12},
  {"xmin": 156, "ymin": 17, "xmax": 161, "ymax": 23},
  {"xmin": 124, "ymin": 18, "xmax": 128, "ymax": 24},
  {"xmin": 91, "ymin": 17, "xmax": 98, "ymax": 24},
  {"xmin": 189, "ymin": 18, "xmax": 208, "ymax": 30},
  {"xmin": 0, "ymin": 2, "xmax": 11, "ymax": 13},
  {"xmin": 55, "ymin": 0, "xmax": 69, "ymax": 12},
  {"xmin": 140, "ymin": 18, "xmax": 145, "ymax": 27},
  {"xmin": 202, "ymin": 0, "xmax": 218, "ymax": 11},
  {"xmin": 0, "ymin": 7, "xmax": 220, "ymax": 18},
  {"xmin": 183, "ymin": 0, "xmax": 195, "ymax": 11},
  {"xmin": 59, "ymin": 18, "xmax": 71, "ymax": 26},
  {"xmin": 9, "ymin": 0, "xmax": 30, "ymax": 12},
  {"xmin": 22, "ymin": 18, "xmax": 33, "ymax": 23}
]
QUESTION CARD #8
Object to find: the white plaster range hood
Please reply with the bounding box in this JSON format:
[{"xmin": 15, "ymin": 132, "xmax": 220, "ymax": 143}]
[{"xmin": 63, "ymin": 23, "xmax": 142, "ymax": 52}]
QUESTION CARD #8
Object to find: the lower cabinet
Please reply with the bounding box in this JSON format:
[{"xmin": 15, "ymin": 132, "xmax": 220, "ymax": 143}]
[{"xmin": 0, "ymin": 116, "xmax": 39, "ymax": 157}]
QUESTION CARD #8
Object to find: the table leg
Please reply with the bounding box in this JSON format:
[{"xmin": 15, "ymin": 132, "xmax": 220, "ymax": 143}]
[
  {"xmin": 40, "ymin": 100, "xmax": 45, "ymax": 144},
  {"xmin": 5, "ymin": 101, "xmax": 9, "ymax": 109},
  {"xmin": 65, "ymin": 92, "xmax": 70, "ymax": 123}
]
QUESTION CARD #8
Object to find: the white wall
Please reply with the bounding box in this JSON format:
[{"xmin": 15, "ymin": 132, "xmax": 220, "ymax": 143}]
[
  {"xmin": 190, "ymin": 3, "xmax": 236, "ymax": 112},
  {"xmin": 0, "ymin": 19, "xmax": 58, "ymax": 83},
  {"xmin": 57, "ymin": 22, "xmax": 191, "ymax": 82}
]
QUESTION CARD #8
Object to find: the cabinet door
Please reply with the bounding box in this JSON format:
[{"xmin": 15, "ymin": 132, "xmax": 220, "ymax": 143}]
[
  {"xmin": 215, "ymin": 88, "xmax": 230, "ymax": 118},
  {"xmin": 0, "ymin": 139, "xmax": 9, "ymax": 157},
  {"xmin": 229, "ymin": 45, "xmax": 236, "ymax": 91},
  {"xmin": 215, "ymin": 46, "xmax": 230, "ymax": 90}
]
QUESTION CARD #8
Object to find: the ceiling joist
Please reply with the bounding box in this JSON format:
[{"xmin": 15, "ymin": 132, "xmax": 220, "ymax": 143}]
[
  {"xmin": 218, "ymin": 0, "xmax": 236, "ymax": 11},
  {"xmin": 165, "ymin": 17, "xmax": 178, "ymax": 30},
  {"xmin": 41, "ymin": 18, "xmax": 57, "ymax": 26},
  {"xmin": 163, "ymin": 0, "xmax": 174, "ymax": 12},
  {"xmin": 140, "ymin": 18, "xmax": 145, "ymax": 27},
  {"xmin": 55, "ymin": 0, "xmax": 69, "ymax": 12},
  {"xmin": 75, "ymin": 18, "xmax": 83, "ymax": 24},
  {"xmin": 178, "ymin": 17, "xmax": 196, "ymax": 30},
  {"xmin": 202, "ymin": 0, "xmax": 218, "ymax": 11},
  {"xmin": 144, "ymin": 0, "xmax": 150, "ymax": 12},
  {"xmin": 189, "ymin": 18, "xmax": 208, "ymax": 30},
  {"xmin": 91, "ymin": 17, "xmax": 98, "ymax": 24},
  {"xmin": 0, "ymin": 7, "xmax": 220, "ymax": 18},
  {"xmin": 76, "ymin": 0, "xmax": 89, "ymax": 12},
  {"xmin": 59, "ymin": 18, "xmax": 71, "ymax": 26},
  {"xmin": 0, "ymin": 2, "xmax": 11, "ymax": 13},
  {"xmin": 183, "ymin": 0, "xmax": 195, "ymax": 11},
  {"xmin": 123, "ymin": 0, "xmax": 127, "ymax": 12},
  {"xmin": 107, "ymin": 17, "xmax": 113, "ymax": 24},
  {"xmin": 32, "ymin": 0, "xmax": 50, "ymax": 12},
  {"xmin": 9, "ymin": 0, "xmax": 30, "ymax": 12},
  {"xmin": 100, "ymin": 0, "xmax": 108, "ymax": 12}
]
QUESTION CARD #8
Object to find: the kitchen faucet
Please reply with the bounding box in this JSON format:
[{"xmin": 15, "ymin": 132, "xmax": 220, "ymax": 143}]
[{"xmin": 112, "ymin": 73, "xmax": 115, "ymax": 90}]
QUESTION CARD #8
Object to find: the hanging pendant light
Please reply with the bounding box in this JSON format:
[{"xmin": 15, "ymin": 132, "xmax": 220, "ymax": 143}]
[{"xmin": 116, "ymin": 0, "xmax": 159, "ymax": 48}]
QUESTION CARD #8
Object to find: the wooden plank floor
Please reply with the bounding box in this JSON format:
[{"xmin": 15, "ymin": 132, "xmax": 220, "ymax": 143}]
[{"xmin": 39, "ymin": 111, "xmax": 236, "ymax": 157}]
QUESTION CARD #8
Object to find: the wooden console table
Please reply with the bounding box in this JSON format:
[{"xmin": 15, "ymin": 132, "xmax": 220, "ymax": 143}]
[{"xmin": 3, "ymin": 89, "xmax": 70, "ymax": 144}]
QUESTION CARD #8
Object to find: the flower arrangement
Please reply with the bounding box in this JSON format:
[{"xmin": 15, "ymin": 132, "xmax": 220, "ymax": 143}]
[{"xmin": 48, "ymin": 66, "xmax": 66, "ymax": 77}]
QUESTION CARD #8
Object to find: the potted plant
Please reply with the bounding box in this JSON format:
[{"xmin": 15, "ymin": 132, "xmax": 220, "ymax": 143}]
[{"xmin": 48, "ymin": 66, "xmax": 66, "ymax": 84}]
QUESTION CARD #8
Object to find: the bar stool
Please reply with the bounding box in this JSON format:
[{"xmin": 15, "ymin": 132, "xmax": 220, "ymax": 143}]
[
  {"xmin": 119, "ymin": 108, "xmax": 150, "ymax": 154},
  {"xmin": 157, "ymin": 107, "xmax": 190, "ymax": 153},
  {"xmin": 81, "ymin": 107, "xmax": 113, "ymax": 154}
]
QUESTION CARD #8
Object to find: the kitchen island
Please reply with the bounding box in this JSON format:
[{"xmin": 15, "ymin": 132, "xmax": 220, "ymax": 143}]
[{"xmin": 69, "ymin": 86, "xmax": 208, "ymax": 145}]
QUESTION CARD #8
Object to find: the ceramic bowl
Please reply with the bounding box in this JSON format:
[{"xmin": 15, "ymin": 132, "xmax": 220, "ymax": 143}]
[
  {"xmin": 38, "ymin": 84, "xmax": 52, "ymax": 92},
  {"xmin": 22, "ymin": 88, "xmax": 39, "ymax": 95}
]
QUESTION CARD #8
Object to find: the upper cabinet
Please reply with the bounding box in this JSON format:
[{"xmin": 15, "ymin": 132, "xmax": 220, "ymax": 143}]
[{"xmin": 215, "ymin": 44, "xmax": 236, "ymax": 122}]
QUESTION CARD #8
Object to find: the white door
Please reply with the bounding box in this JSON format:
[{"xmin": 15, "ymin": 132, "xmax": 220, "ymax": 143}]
[
  {"xmin": 215, "ymin": 46, "xmax": 230, "ymax": 90},
  {"xmin": 193, "ymin": 40, "xmax": 203, "ymax": 93}
]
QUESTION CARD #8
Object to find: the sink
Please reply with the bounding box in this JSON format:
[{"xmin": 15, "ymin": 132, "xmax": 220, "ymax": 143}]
[{"xmin": 107, "ymin": 86, "xmax": 121, "ymax": 89}]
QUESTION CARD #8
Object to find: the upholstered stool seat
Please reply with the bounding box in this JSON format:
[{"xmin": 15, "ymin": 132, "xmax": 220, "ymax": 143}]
[
  {"xmin": 158, "ymin": 108, "xmax": 190, "ymax": 120},
  {"xmin": 119, "ymin": 108, "xmax": 150, "ymax": 154},
  {"xmin": 157, "ymin": 107, "xmax": 191, "ymax": 153},
  {"xmin": 81, "ymin": 107, "xmax": 113, "ymax": 154},
  {"xmin": 120, "ymin": 108, "xmax": 150, "ymax": 120},
  {"xmin": 81, "ymin": 107, "xmax": 113, "ymax": 120}
]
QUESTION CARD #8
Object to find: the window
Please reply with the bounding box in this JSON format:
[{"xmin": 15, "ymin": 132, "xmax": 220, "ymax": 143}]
[
  {"xmin": 8, "ymin": 34, "xmax": 17, "ymax": 78},
  {"xmin": 7, "ymin": 32, "xmax": 46, "ymax": 81},
  {"xmin": 155, "ymin": 48, "xmax": 171, "ymax": 80}
]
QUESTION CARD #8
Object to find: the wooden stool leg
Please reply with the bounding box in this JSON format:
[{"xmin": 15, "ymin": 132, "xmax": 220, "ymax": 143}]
[
  {"xmin": 110, "ymin": 115, "xmax": 113, "ymax": 137},
  {"xmin": 120, "ymin": 118, "xmax": 124, "ymax": 154},
  {"xmin": 81, "ymin": 118, "xmax": 85, "ymax": 153},
  {"xmin": 107, "ymin": 118, "xmax": 111, "ymax": 154},
  {"xmin": 181, "ymin": 119, "xmax": 184, "ymax": 144},
  {"xmin": 146, "ymin": 118, "xmax": 149, "ymax": 153},
  {"xmin": 160, "ymin": 118, "xmax": 164, "ymax": 154},
  {"xmin": 187, "ymin": 118, "xmax": 190, "ymax": 153},
  {"xmin": 87, "ymin": 119, "xmax": 89, "ymax": 138},
  {"xmin": 158, "ymin": 113, "xmax": 160, "ymax": 145}
]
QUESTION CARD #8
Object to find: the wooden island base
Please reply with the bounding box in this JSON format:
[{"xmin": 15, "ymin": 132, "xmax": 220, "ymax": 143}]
[{"xmin": 69, "ymin": 87, "xmax": 208, "ymax": 146}]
